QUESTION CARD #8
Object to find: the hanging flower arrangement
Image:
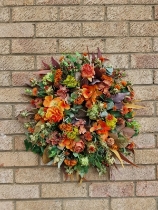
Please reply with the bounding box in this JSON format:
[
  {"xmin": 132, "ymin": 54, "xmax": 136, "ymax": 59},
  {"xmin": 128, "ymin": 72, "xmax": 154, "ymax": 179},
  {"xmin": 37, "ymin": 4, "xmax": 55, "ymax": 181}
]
[{"xmin": 19, "ymin": 48, "xmax": 143, "ymax": 181}]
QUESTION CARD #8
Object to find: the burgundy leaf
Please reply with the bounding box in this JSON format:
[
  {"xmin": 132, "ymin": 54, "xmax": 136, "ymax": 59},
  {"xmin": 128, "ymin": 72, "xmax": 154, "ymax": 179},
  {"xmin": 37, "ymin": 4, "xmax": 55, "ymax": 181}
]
[
  {"xmin": 97, "ymin": 47, "xmax": 102, "ymax": 58},
  {"xmin": 81, "ymin": 78, "xmax": 89, "ymax": 86},
  {"xmin": 51, "ymin": 57, "xmax": 60, "ymax": 69},
  {"xmin": 42, "ymin": 61, "xmax": 50, "ymax": 70},
  {"xmin": 118, "ymin": 152, "xmax": 138, "ymax": 167},
  {"xmin": 92, "ymin": 52, "xmax": 96, "ymax": 62},
  {"xmin": 35, "ymin": 70, "xmax": 51, "ymax": 75}
]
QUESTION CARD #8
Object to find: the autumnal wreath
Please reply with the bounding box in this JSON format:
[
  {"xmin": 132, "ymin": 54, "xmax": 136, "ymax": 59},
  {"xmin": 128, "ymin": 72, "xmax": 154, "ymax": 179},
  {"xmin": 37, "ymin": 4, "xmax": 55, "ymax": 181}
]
[{"xmin": 19, "ymin": 49, "xmax": 142, "ymax": 181}]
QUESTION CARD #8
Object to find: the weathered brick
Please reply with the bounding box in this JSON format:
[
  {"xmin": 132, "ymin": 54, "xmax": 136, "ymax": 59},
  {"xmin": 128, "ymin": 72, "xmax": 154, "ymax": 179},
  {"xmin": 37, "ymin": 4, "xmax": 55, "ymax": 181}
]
[
  {"xmin": 0, "ymin": 169, "xmax": 13, "ymax": 183},
  {"xmin": 134, "ymin": 86, "xmax": 158, "ymax": 100},
  {"xmin": 136, "ymin": 181, "xmax": 158, "ymax": 196},
  {"xmin": 60, "ymin": 6, "xmax": 104, "ymax": 20},
  {"xmin": 42, "ymin": 183, "xmax": 87, "ymax": 198},
  {"xmin": 89, "ymin": 182, "xmax": 134, "ymax": 197},
  {"xmin": 36, "ymin": 0, "xmax": 80, "ymax": 5},
  {"xmin": 130, "ymin": 22, "xmax": 158, "ymax": 36},
  {"xmin": 83, "ymin": 22, "xmax": 128, "ymax": 37},
  {"xmin": 0, "ymin": 105, "xmax": 12, "ymax": 118},
  {"xmin": 36, "ymin": 23, "xmax": 81, "ymax": 37},
  {"xmin": 12, "ymin": 6, "xmax": 57, "ymax": 22},
  {"xmin": 0, "ymin": 8, "xmax": 10, "ymax": 22},
  {"xmin": 0, "ymin": 185, "xmax": 39, "ymax": 199},
  {"xmin": 0, "ymin": 88, "xmax": 28, "ymax": 102},
  {"xmin": 0, "ymin": 72, "xmax": 10, "ymax": 86},
  {"xmin": 126, "ymin": 69, "xmax": 153, "ymax": 84},
  {"xmin": 0, "ymin": 152, "xmax": 38, "ymax": 166},
  {"xmin": 0, "ymin": 40, "xmax": 10, "ymax": 54},
  {"xmin": 131, "ymin": 54, "xmax": 158, "ymax": 68},
  {"xmin": 155, "ymin": 102, "xmax": 158, "ymax": 115},
  {"xmin": 63, "ymin": 199, "xmax": 109, "ymax": 210},
  {"xmin": 0, "ymin": 56, "xmax": 34, "ymax": 70},
  {"xmin": 154, "ymin": 70, "xmax": 158, "ymax": 84},
  {"xmin": 131, "ymin": 0, "xmax": 158, "ymax": 3},
  {"xmin": 14, "ymin": 135, "xmax": 25, "ymax": 150},
  {"xmin": 59, "ymin": 39, "xmax": 104, "ymax": 53},
  {"xmin": 111, "ymin": 198, "xmax": 157, "ymax": 210},
  {"xmin": 135, "ymin": 101, "xmax": 154, "ymax": 116},
  {"xmin": 107, "ymin": 6, "xmax": 152, "ymax": 20},
  {"xmin": 104, "ymin": 54, "xmax": 129, "ymax": 69},
  {"xmin": 110, "ymin": 165, "xmax": 155, "ymax": 181},
  {"xmin": 133, "ymin": 134, "xmax": 155, "ymax": 148},
  {"xmin": 12, "ymin": 39, "xmax": 57, "ymax": 54},
  {"xmin": 153, "ymin": 38, "xmax": 158, "ymax": 52},
  {"xmin": 155, "ymin": 6, "xmax": 158, "ymax": 19},
  {"xmin": 106, "ymin": 38, "xmax": 152, "ymax": 53},
  {"xmin": 14, "ymin": 104, "xmax": 29, "ymax": 117},
  {"xmin": 4, "ymin": 0, "xmax": 34, "ymax": 5},
  {"xmin": 0, "ymin": 135, "xmax": 13, "ymax": 150},
  {"xmin": 0, "ymin": 23, "xmax": 34, "ymax": 37},
  {"xmin": 16, "ymin": 200, "xmax": 62, "ymax": 210},
  {"xmin": 12, "ymin": 71, "xmax": 37, "ymax": 86},
  {"xmin": 84, "ymin": 0, "xmax": 128, "ymax": 4},
  {"xmin": 15, "ymin": 167, "xmax": 60, "ymax": 183},
  {"xmin": 157, "ymin": 166, "xmax": 158, "ymax": 178},
  {"xmin": 137, "ymin": 118, "xmax": 158, "ymax": 132},
  {"xmin": 0, "ymin": 202, "xmax": 14, "ymax": 210},
  {"xmin": 135, "ymin": 149, "xmax": 158, "ymax": 164},
  {"xmin": 0, "ymin": 120, "xmax": 25, "ymax": 134}
]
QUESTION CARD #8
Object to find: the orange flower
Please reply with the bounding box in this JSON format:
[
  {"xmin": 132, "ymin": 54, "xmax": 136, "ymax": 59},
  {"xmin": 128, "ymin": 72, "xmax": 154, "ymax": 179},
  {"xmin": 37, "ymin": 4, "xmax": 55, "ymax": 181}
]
[
  {"xmin": 101, "ymin": 74, "xmax": 113, "ymax": 84},
  {"xmin": 54, "ymin": 69, "xmax": 62, "ymax": 86},
  {"xmin": 106, "ymin": 114, "xmax": 113, "ymax": 121},
  {"xmin": 64, "ymin": 159, "xmax": 78, "ymax": 166},
  {"xmin": 59, "ymin": 136, "xmax": 73, "ymax": 150},
  {"xmin": 114, "ymin": 84, "xmax": 121, "ymax": 90},
  {"xmin": 90, "ymin": 120, "xmax": 110, "ymax": 135},
  {"xmin": 28, "ymin": 127, "xmax": 34, "ymax": 133},
  {"xmin": 72, "ymin": 140, "xmax": 85, "ymax": 153},
  {"xmin": 59, "ymin": 123, "xmax": 73, "ymax": 132},
  {"xmin": 59, "ymin": 56, "xmax": 64, "ymax": 62},
  {"xmin": 74, "ymin": 96, "xmax": 84, "ymax": 105},
  {"xmin": 34, "ymin": 113, "xmax": 42, "ymax": 121},
  {"xmin": 81, "ymin": 64, "xmax": 95, "ymax": 79},
  {"xmin": 32, "ymin": 88, "xmax": 38, "ymax": 96},
  {"xmin": 43, "ymin": 95, "xmax": 53, "ymax": 107},
  {"xmin": 111, "ymin": 144, "xmax": 118, "ymax": 150},
  {"xmin": 99, "ymin": 56, "xmax": 105, "ymax": 62},
  {"xmin": 45, "ymin": 106, "xmax": 63, "ymax": 122},
  {"xmin": 59, "ymin": 100, "xmax": 70, "ymax": 111},
  {"xmin": 83, "ymin": 52, "xmax": 88, "ymax": 56},
  {"xmin": 127, "ymin": 142, "xmax": 135, "ymax": 150},
  {"xmin": 121, "ymin": 106, "xmax": 129, "ymax": 115},
  {"xmin": 121, "ymin": 80, "xmax": 127, "ymax": 86},
  {"xmin": 84, "ymin": 131, "xmax": 93, "ymax": 141},
  {"xmin": 82, "ymin": 85, "xmax": 95, "ymax": 99}
]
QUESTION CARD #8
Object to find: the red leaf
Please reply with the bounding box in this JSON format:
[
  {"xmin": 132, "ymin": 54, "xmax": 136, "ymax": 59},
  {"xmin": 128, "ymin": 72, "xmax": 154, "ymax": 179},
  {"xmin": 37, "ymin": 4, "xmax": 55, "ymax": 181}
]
[
  {"xmin": 97, "ymin": 47, "xmax": 102, "ymax": 58},
  {"xmin": 42, "ymin": 61, "xmax": 50, "ymax": 70},
  {"xmin": 35, "ymin": 70, "xmax": 51, "ymax": 75},
  {"xmin": 51, "ymin": 57, "xmax": 60, "ymax": 69}
]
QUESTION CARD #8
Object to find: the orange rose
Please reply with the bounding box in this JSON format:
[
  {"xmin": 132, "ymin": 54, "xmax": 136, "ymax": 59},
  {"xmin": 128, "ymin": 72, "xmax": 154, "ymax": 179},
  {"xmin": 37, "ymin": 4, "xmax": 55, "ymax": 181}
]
[
  {"xmin": 45, "ymin": 106, "xmax": 63, "ymax": 122},
  {"xmin": 81, "ymin": 64, "xmax": 95, "ymax": 79},
  {"xmin": 72, "ymin": 140, "xmax": 85, "ymax": 153}
]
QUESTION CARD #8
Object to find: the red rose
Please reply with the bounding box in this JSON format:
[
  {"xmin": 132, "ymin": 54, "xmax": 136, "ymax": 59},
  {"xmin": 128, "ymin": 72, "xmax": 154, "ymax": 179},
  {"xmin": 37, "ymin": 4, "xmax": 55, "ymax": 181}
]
[
  {"xmin": 81, "ymin": 64, "xmax": 95, "ymax": 79},
  {"xmin": 72, "ymin": 140, "xmax": 85, "ymax": 153}
]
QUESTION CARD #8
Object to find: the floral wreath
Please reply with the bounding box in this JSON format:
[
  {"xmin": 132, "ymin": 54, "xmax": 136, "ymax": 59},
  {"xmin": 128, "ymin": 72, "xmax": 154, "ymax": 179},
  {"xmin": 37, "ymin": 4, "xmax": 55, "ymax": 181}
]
[{"xmin": 19, "ymin": 48, "xmax": 143, "ymax": 182}]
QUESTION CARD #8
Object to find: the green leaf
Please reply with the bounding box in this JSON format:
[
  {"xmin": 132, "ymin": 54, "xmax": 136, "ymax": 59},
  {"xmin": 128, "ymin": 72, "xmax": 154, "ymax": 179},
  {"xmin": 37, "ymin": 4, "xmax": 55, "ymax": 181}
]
[
  {"xmin": 24, "ymin": 139, "xmax": 32, "ymax": 151},
  {"xmin": 109, "ymin": 110, "xmax": 122, "ymax": 117}
]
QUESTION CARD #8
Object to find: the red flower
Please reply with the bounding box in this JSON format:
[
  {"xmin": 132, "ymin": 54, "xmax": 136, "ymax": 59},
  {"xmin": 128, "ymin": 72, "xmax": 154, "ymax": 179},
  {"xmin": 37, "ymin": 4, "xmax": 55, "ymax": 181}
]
[
  {"xmin": 81, "ymin": 64, "xmax": 95, "ymax": 79},
  {"xmin": 72, "ymin": 140, "xmax": 85, "ymax": 153}
]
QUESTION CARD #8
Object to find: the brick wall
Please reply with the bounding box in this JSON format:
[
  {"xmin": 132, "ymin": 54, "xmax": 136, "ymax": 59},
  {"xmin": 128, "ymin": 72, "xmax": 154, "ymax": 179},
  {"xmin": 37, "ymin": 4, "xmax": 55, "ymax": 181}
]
[{"xmin": 0, "ymin": 0, "xmax": 158, "ymax": 209}]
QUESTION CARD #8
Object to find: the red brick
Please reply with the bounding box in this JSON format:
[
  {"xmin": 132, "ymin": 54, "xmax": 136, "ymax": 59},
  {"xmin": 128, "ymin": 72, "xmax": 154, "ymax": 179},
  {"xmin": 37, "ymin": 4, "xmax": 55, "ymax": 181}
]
[
  {"xmin": 36, "ymin": 0, "xmax": 80, "ymax": 4},
  {"xmin": 107, "ymin": 6, "xmax": 152, "ymax": 20},
  {"xmin": 135, "ymin": 149, "xmax": 158, "ymax": 164},
  {"xmin": 110, "ymin": 165, "xmax": 155, "ymax": 181},
  {"xmin": 0, "ymin": 135, "xmax": 13, "ymax": 150},
  {"xmin": 130, "ymin": 22, "xmax": 158, "ymax": 36},
  {"xmin": 16, "ymin": 200, "xmax": 62, "ymax": 210},
  {"xmin": 12, "ymin": 72, "xmax": 37, "ymax": 86},
  {"xmin": 36, "ymin": 23, "xmax": 81, "ymax": 37},
  {"xmin": 0, "ymin": 185, "xmax": 39, "ymax": 199},
  {"xmin": 83, "ymin": 22, "xmax": 128, "ymax": 37},
  {"xmin": 0, "ymin": 56, "xmax": 34, "ymax": 71},
  {"xmin": 131, "ymin": 54, "xmax": 158, "ymax": 68},
  {"xmin": 136, "ymin": 181, "xmax": 158, "ymax": 196},
  {"xmin": 106, "ymin": 38, "xmax": 152, "ymax": 53},
  {"xmin": 60, "ymin": 6, "xmax": 104, "ymax": 20},
  {"xmin": 0, "ymin": 202, "xmax": 14, "ymax": 210},
  {"xmin": 63, "ymin": 199, "xmax": 109, "ymax": 210},
  {"xmin": 0, "ymin": 169, "xmax": 13, "ymax": 183},
  {"xmin": 0, "ymin": 152, "xmax": 38, "ymax": 166},
  {"xmin": 59, "ymin": 39, "xmax": 104, "ymax": 53},
  {"xmin": 89, "ymin": 182, "xmax": 134, "ymax": 197},
  {"xmin": 15, "ymin": 167, "xmax": 60, "ymax": 183},
  {"xmin": 42, "ymin": 183, "xmax": 87, "ymax": 198},
  {"xmin": 12, "ymin": 39, "xmax": 57, "ymax": 54},
  {"xmin": 84, "ymin": 0, "xmax": 128, "ymax": 4},
  {"xmin": 133, "ymin": 134, "xmax": 155, "ymax": 148},
  {"xmin": 0, "ymin": 23, "xmax": 34, "ymax": 37},
  {"xmin": 111, "ymin": 198, "xmax": 157, "ymax": 210}
]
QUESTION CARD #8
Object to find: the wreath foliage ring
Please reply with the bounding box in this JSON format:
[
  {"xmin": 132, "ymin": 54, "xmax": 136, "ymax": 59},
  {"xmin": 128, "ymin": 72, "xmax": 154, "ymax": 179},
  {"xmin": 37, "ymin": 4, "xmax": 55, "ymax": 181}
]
[{"xmin": 19, "ymin": 48, "xmax": 142, "ymax": 181}]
